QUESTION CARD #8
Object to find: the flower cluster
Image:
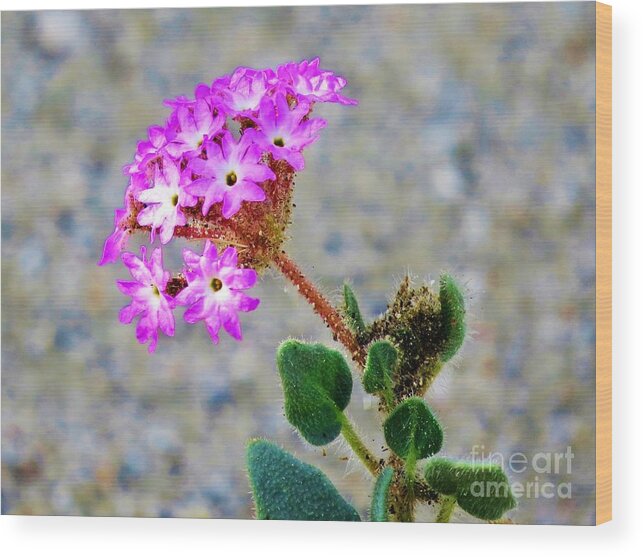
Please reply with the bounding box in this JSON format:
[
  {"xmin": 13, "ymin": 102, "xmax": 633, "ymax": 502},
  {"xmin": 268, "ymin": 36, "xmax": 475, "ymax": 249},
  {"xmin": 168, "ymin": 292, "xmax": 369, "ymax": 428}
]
[
  {"xmin": 117, "ymin": 242, "xmax": 259, "ymax": 353},
  {"xmin": 100, "ymin": 59, "xmax": 356, "ymax": 351}
]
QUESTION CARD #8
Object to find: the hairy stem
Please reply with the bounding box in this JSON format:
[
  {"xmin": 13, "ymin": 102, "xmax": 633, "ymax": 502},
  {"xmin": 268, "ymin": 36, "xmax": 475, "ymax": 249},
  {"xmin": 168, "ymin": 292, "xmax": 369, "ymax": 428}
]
[
  {"xmin": 387, "ymin": 456, "xmax": 416, "ymax": 522},
  {"xmin": 436, "ymin": 496, "xmax": 456, "ymax": 523},
  {"xmin": 382, "ymin": 388, "xmax": 395, "ymax": 413},
  {"xmin": 398, "ymin": 455, "xmax": 417, "ymax": 521},
  {"xmin": 339, "ymin": 413, "xmax": 380, "ymax": 476},
  {"xmin": 273, "ymin": 251, "xmax": 367, "ymax": 367},
  {"xmin": 405, "ymin": 454, "xmax": 417, "ymax": 493}
]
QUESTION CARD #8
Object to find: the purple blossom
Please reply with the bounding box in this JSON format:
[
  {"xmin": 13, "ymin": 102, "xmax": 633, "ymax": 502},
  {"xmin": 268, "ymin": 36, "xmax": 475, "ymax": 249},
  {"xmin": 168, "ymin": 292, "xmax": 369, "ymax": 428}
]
[
  {"xmin": 247, "ymin": 94, "xmax": 326, "ymax": 171},
  {"xmin": 103, "ymin": 60, "xmax": 357, "ymax": 350},
  {"xmin": 186, "ymin": 131, "xmax": 276, "ymax": 218},
  {"xmin": 127, "ymin": 171, "xmax": 151, "ymax": 197},
  {"xmin": 98, "ymin": 173, "xmax": 151, "ymax": 266},
  {"xmin": 123, "ymin": 125, "xmax": 167, "ymax": 176},
  {"xmin": 98, "ymin": 208, "xmax": 130, "ymax": 266},
  {"xmin": 163, "ymin": 82, "xmax": 212, "ymax": 109},
  {"xmin": 136, "ymin": 159, "xmax": 197, "ymax": 244},
  {"xmin": 117, "ymin": 246, "xmax": 175, "ymax": 353},
  {"xmin": 175, "ymin": 242, "xmax": 260, "ymax": 344},
  {"xmin": 213, "ymin": 67, "xmax": 274, "ymax": 116},
  {"xmin": 277, "ymin": 58, "xmax": 358, "ymax": 106},
  {"xmin": 165, "ymin": 98, "xmax": 225, "ymax": 159}
]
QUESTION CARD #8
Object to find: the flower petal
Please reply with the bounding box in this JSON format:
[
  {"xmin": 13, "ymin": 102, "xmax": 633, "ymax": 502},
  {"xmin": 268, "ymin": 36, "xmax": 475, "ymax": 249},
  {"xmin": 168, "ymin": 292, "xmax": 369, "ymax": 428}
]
[
  {"xmin": 236, "ymin": 293, "xmax": 260, "ymax": 312},
  {"xmin": 221, "ymin": 308, "xmax": 243, "ymax": 341},
  {"xmin": 183, "ymin": 297, "xmax": 206, "ymax": 324},
  {"xmin": 227, "ymin": 268, "xmax": 258, "ymax": 290},
  {"xmin": 205, "ymin": 315, "xmax": 222, "ymax": 344}
]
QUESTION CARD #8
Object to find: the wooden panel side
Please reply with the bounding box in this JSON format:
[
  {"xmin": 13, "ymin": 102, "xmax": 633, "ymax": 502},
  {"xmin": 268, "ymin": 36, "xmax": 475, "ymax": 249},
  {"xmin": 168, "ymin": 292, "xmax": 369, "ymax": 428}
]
[{"xmin": 595, "ymin": 1, "xmax": 612, "ymax": 526}]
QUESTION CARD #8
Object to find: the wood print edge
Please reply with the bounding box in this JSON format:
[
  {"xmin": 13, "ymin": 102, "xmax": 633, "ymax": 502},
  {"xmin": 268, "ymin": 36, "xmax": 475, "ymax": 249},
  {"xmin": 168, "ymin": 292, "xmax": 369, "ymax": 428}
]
[{"xmin": 595, "ymin": 0, "xmax": 612, "ymax": 526}]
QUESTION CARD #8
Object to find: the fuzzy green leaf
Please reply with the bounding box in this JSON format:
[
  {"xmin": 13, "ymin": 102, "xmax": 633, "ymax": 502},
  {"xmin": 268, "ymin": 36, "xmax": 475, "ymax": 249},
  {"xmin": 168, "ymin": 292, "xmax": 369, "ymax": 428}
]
[
  {"xmin": 363, "ymin": 340, "xmax": 398, "ymax": 396},
  {"xmin": 277, "ymin": 340, "xmax": 352, "ymax": 446},
  {"xmin": 370, "ymin": 466, "xmax": 394, "ymax": 522},
  {"xmin": 247, "ymin": 439, "xmax": 361, "ymax": 521},
  {"xmin": 343, "ymin": 283, "xmax": 366, "ymax": 336},
  {"xmin": 454, "ymin": 464, "xmax": 516, "ymax": 521},
  {"xmin": 383, "ymin": 397, "xmax": 443, "ymax": 461},
  {"xmin": 424, "ymin": 458, "xmax": 516, "ymax": 521},
  {"xmin": 439, "ymin": 274, "xmax": 466, "ymax": 362},
  {"xmin": 424, "ymin": 457, "xmax": 459, "ymax": 496}
]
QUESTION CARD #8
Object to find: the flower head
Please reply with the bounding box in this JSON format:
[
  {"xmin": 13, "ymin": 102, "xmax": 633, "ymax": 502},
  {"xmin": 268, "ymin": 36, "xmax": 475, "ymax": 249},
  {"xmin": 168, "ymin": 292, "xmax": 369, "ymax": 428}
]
[
  {"xmin": 248, "ymin": 94, "xmax": 326, "ymax": 171},
  {"xmin": 136, "ymin": 159, "xmax": 197, "ymax": 244},
  {"xmin": 117, "ymin": 246, "xmax": 175, "ymax": 353},
  {"xmin": 101, "ymin": 60, "xmax": 356, "ymax": 350},
  {"xmin": 187, "ymin": 131, "xmax": 276, "ymax": 218},
  {"xmin": 176, "ymin": 242, "xmax": 260, "ymax": 344}
]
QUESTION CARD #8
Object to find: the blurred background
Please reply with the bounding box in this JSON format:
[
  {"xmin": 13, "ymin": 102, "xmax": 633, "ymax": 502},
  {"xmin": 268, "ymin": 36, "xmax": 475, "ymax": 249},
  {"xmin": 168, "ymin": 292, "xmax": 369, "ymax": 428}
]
[{"xmin": 1, "ymin": 3, "xmax": 596, "ymax": 524}]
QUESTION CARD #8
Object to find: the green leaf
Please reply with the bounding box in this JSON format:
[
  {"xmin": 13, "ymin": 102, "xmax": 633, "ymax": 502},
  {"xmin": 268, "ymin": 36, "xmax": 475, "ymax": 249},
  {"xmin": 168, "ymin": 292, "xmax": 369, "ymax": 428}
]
[
  {"xmin": 277, "ymin": 340, "xmax": 352, "ymax": 446},
  {"xmin": 370, "ymin": 466, "xmax": 394, "ymax": 522},
  {"xmin": 424, "ymin": 458, "xmax": 516, "ymax": 521},
  {"xmin": 343, "ymin": 283, "xmax": 366, "ymax": 336},
  {"xmin": 424, "ymin": 457, "xmax": 459, "ymax": 496},
  {"xmin": 439, "ymin": 274, "xmax": 466, "ymax": 362},
  {"xmin": 454, "ymin": 464, "xmax": 516, "ymax": 521},
  {"xmin": 383, "ymin": 397, "xmax": 443, "ymax": 461},
  {"xmin": 247, "ymin": 439, "xmax": 361, "ymax": 521},
  {"xmin": 363, "ymin": 340, "xmax": 398, "ymax": 396}
]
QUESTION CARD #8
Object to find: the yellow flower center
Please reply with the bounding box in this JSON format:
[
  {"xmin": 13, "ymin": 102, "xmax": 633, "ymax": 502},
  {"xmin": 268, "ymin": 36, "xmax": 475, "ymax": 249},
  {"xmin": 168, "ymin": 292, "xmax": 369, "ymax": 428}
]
[
  {"xmin": 211, "ymin": 277, "xmax": 223, "ymax": 292},
  {"xmin": 226, "ymin": 171, "xmax": 238, "ymax": 187}
]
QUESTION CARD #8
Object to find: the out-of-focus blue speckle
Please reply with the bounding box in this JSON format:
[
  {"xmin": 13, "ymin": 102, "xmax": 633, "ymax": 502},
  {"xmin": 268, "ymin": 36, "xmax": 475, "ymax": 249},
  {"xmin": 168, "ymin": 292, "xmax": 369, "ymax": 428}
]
[
  {"xmin": 204, "ymin": 388, "xmax": 234, "ymax": 414},
  {"xmin": 324, "ymin": 231, "xmax": 344, "ymax": 255},
  {"xmin": 565, "ymin": 125, "xmax": 589, "ymax": 152},
  {"xmin": 54, "ymin": 310, "xmax": 91, "ymax": 351}
]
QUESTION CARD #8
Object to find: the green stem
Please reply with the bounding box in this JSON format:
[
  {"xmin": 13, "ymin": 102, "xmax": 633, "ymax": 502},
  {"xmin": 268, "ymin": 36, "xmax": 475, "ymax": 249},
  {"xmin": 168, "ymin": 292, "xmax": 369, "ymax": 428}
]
[
  {"xmin": 383, "ymin": 388, "xmax": 394, "ymax": 413},
  {"xmin": 436, "ymin": 495, "xmax": 456, "ymax": 523},
  {"xmin": 404, "ymin": 453, "xmax": 417, "ymax": 500},
  {"xmin": 339, "ymin": 413, "xmax": 379, "ymax": 476}
]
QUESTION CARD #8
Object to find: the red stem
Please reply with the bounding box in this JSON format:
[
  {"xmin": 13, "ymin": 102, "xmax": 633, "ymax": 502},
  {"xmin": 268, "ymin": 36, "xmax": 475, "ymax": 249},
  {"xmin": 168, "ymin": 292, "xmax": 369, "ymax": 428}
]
[{"xmin": 272, "ymin": 251, "xmax": 367, "ymax": 368}]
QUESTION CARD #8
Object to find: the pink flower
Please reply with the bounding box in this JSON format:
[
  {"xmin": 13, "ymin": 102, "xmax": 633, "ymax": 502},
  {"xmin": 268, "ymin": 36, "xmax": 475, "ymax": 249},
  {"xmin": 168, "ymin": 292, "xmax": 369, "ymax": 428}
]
[
  {"xmin": 99, "ymin": 173, "xmax": 152, "ymax": 266},
  {"xmin": 163, "ymin": 82, "xmax": 212, "ymax": 109},
  {"xmin": 175, "ymin": 242, "xmax": 260, "ymax": 344},
  {"xmin": 186, "ymin": 131, "xmax": 276, "ymax": 218},
  {"xmin": 247, "ymin": 94, "xmax": 326, "ymax": 171},
  {"xmin": 102, "ymin": 61, "xmax": 358, "ymax": 351},
  {"xmin": 277, "ymin": 58, "xmax": 358, "ymax": 106},
  {"xmin": 136, "ymin": 159, "xmax": 197, "ymax": 244},
  {"xmin": 127, "ymin": 171, "xmax": 151, "ymax": 197},
  {"xmin": 213, "ymin": 67, "xmax": 274, "ymax": 116},
  {"xmin": 123, "ymin": 125, "xmax": 167, "ymax": 176},
  {"xmin": 98, "ymin": 208, "xmax": 130, "ymax": 266},
  {"xmin": 165, "ymin": 98, "xmax": 225, "ymax": 159},
  {"xmin": 117, "ymin": 246, "xmax": 175, "ymax": 353}
]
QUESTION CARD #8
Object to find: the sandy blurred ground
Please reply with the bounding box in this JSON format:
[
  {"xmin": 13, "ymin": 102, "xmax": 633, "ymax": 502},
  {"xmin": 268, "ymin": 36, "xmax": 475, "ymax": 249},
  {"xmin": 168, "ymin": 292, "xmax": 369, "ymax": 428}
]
[{"xmin": 2, "ymin": 3, "xmax": 596, "ymax": 524}]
